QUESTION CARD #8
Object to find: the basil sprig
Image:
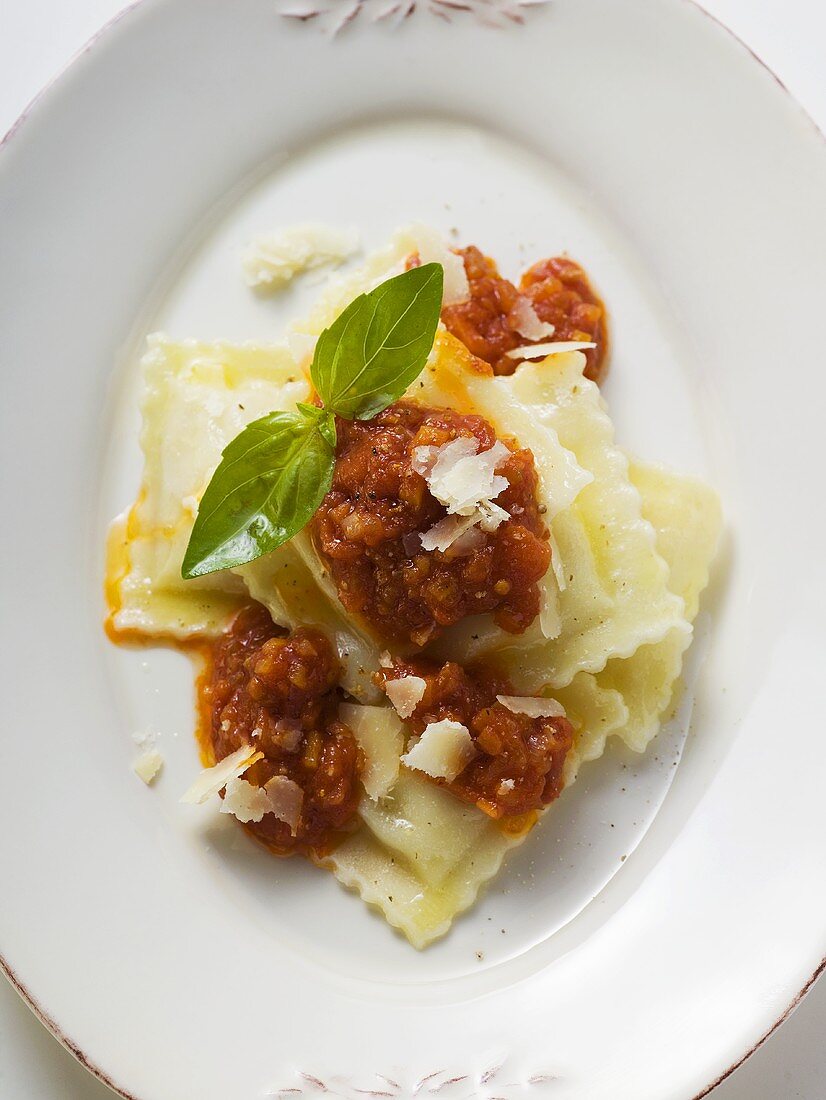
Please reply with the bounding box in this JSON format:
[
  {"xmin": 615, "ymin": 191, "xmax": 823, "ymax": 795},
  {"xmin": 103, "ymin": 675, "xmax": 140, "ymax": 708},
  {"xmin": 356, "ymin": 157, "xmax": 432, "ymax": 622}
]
[
  {"xmin": 182, "ymin": 262, "xmax": 443, "ymax": 578},
  {"xmin": 312, "ymin": 262, "xmax": 443, "ymax": 420},
  {"xmin": 181, "ymin": 404, "xmax": 336, "ymax": 578}
]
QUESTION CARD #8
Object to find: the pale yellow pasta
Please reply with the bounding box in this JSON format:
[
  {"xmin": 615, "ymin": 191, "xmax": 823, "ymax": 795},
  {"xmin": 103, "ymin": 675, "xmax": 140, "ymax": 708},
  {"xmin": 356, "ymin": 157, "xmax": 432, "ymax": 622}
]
[
  {"xmin": 556, "ymin": 673, "xmax": 629, "ymax": 785},
  {"xmin": 108, "ymin": 512, "xmax": 247, "ymax": 638},
  {"xmin": 108, "ymin": 335, "xmax": 307, "ymax": 639},
  {"xmin": 291, "ymin": 233, "xmax": 412, "ymax": 338},
  {"xmin": 326, "ymin": 464, "xmax": 719, "ymax": 944},
  {"xmin": 423, "ymin": 342, "xmax": 689, "ymax": 690},
  {"xmin": 322, "ymin": 769, "xmax": 521, "ymax": 949},
  {"xmin": 597, "ymin": 462, "xmax": 722, "ymax": 752},
  {"xmin": 293, "ymin": 224, "xmax": 457, "ymax": 340},
  {"xmin": 108, "ymin": 239, "xmax": 721, "ymax": 948}
]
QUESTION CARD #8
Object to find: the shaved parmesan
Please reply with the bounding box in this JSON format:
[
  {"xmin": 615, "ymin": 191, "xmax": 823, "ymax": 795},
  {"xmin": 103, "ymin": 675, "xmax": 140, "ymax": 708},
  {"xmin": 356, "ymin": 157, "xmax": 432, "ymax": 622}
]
[
  {"xmin": 539, "ymin": 581, "xmax": 562, "ymax": 640},
  {"xmin": 497, "ymin": 694, "xmax": 567, "ymax": 719},
  {"xmin": 420, "ymin": 513, "xmax": 478, "ymax": 553},
  {"xmin": 510, "ymin": 298, "xmax": 556, "ymax": 341},
  {"xmin": 341, "ymin": 703, "xmax": 404, "ymax": 800},
  {"xmin": 415, "ymin": 438, "xmax": 512, "ymax": 552},
  {"xmin": 412, "ymin": 435, "xmax": 474, "ymax": 479},
  {"xmin": 264, "ymin": 775, "xmax": 303, "ymax": 835},
  {"xmin": 401, "ymin": 720, "xmax": 476, "ymax": 782},
  {"xmin": 450, "ymin": 525, "xmax": 487, "ymax": 556},
  {"xmin": 242, "ymin": 223, "xmax": 360, "ymax": 290},
  {"xmin": 404, "ymin": 223, "xmax": 470, "ymax": 306},
  {"xmin": 218, "ymin": 773, "xmax": 305, "ymax": 831},
  {"xmin": 132, "ymin": 749, "xmax": 163, "ymax": 785},
  {"xmin": 384, "ymin": 675, "xmax": 427, "ymax": 719},
  {"xmin": 505, "ymin": 340, "xmax": 596, "ymax": 360},
  {"xmin": 477, "ymin": 499, "xmax": 509, "ymax": 532},
  {"xmin": 413, "ymin": 438, "xmax": 509, "ymax": 517},
  {"xmin": 220, "ymin": 777, "xmax": 272, "ymax": 823},
  {"xmin": 180, "ymin": 745, "xmax": 262, "ymax": 805}
]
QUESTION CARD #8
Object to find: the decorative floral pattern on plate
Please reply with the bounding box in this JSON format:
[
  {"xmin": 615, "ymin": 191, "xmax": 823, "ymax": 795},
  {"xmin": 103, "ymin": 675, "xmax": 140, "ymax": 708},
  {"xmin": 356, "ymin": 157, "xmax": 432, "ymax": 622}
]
[
  {"xmin": 269, "ymin": 1062, "xmax": 559, "ymax": 1098},
  {"xmin": 277, "ymin": 0, "xmax": 551, "ymax": 35}
]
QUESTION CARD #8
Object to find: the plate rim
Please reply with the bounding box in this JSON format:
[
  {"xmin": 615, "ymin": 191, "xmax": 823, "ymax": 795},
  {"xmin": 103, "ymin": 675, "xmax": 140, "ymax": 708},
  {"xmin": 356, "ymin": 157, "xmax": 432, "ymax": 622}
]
[{"xmin": 1, "ymin": 1, "xmax": 825, "ymax": 1097}]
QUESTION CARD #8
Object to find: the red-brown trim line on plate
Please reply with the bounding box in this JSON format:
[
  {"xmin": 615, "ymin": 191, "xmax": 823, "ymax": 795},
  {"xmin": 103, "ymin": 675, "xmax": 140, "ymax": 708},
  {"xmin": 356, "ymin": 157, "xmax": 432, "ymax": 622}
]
[
  {"xmin": 687, "ymin": 0, "xmax": 826, "ymax": 148},
  {"xmin": 0, "ymin": 0, "xmax": 145, "ymax": 151},
  {"xmin": 692, "ymin": 955, "xmax": 826, "ymax": 1100},
  {"xmin": 0, "ymin": 1, "xmax": 824, "ymax": 1097},
  {"xmin": 0, "ymin": 954, "xmax": 139, "ymax": 1100}
]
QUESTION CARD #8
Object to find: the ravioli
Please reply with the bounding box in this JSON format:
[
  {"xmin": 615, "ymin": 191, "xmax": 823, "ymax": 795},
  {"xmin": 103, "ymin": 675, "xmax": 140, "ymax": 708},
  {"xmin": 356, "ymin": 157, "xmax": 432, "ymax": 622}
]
[
  {"xmin": 108, "ymin": 336, "xmax": 308, "ymax": 639},
  {"xmin": 322, "ymin": 769, "xmax": 523, "ymax": 949},
  {"xmin": 107, "ymin": 236, "xmax": 720, "ymax": 947},
  {"xmin": 323, "ymin": 461, "xmax": 718, "ymax": 945},
  {"xmin": 597, "ymin": 462, "xmax": 722, "ymax": 752},
  {"xmin": 422, "ymin": 343, "xmax": 689, "ymax": 690}
]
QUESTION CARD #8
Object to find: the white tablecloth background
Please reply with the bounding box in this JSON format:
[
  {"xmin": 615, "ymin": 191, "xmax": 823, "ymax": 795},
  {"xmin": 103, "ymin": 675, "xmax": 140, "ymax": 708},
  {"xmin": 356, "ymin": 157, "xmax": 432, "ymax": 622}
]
[{"xmin": 1, "ymin": 1, "xmax": 824, "ymax": 1096}]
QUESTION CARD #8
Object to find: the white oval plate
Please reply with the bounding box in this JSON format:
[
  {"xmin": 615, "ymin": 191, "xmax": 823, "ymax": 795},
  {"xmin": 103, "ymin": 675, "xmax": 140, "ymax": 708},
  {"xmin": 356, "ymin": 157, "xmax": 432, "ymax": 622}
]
[{"xmin": 2, "ymin": 1, "xmax": 825, "ymax": 1097}]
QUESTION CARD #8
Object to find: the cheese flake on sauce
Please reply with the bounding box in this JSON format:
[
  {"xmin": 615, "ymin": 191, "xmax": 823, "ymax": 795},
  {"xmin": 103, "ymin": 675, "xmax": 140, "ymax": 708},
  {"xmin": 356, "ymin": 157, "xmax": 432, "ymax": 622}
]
[
  {"xmin": 264, "ymin": 775, "xmax": 304, "ymax": 835},
  {"xmin": 415, "ymin": 438, "xmax": 512, "ymax": 551},
  {"xmin": 179, "ymin": 745, "xmax": 263, "ymax": 805},
  {"xmin": 220, "ymin": 777, "xmax": 272, "ymax": 823},
  {"xmin": 497, "ymin": 695, "xmax": 567, "ymax": 719},
  {"xmin": 401, "ymin": 719, "xmax": 476, "ymax": 782},
  {"xmin": 505, "ymin": 340, "xmax": 596, "ymax": 361},
  {"xmin": 384, "ymin": 675, "xmax": 427, "ymax": 719},
  {"xmin": 412, "ymin": 438, "xmax": 510, "ymax": 518},
  {"xmin": 405, "ymin": 223, "xmax": 470, "ymax": 306},
  {"xmin": 510, "ymin": 298, "xmax": 556, "ymax": 341},
  {"xmin": 218, "ymin": 774, "xmax": 304, "ymax": 832},
  {"xmin": 419, "ymin": 513, "xmax": 479, "ymax": 553},
  {"xmin": 477, "ymin": 500, "xmax": 510, "ymax": 532}
]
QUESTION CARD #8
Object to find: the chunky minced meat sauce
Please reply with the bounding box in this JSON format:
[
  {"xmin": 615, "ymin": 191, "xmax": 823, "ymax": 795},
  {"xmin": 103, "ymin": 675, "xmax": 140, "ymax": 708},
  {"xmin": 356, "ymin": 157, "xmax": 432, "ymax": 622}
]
[
  {"xmin": 195, "ymin": 243, "xmax": 604, "ymax": 840},
  {"xmin": 199, "ymin": 604, "xmax": 361, "ymax": 856},
  {"xmin": 379, "ymin": 657, "xmax": 574, "ymax": 819},
  {"xmin": 440, "ymin": 246, "xmax": 608, "ymax": 382},
  {"xmin": 312, "ymin": 400, "xmax": 550, "ymax": 647}
]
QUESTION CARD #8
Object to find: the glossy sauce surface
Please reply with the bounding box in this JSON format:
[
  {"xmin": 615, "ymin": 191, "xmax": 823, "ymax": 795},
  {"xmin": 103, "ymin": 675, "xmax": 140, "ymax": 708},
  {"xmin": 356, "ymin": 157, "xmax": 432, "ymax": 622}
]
[
  {"xmin": 441, "ymin": 245, "xmax": 608, "ymax": 381},
  {"xmin": 379, "ymin": 656, "xmax": 574, "ymax": 818},
  {"xmin": 312, "ymin": 400, "xmax": 550, "ymax": 647},
  {"xmin": 200, "ymin": 605, "xmax": 361, "ymax": 856}
]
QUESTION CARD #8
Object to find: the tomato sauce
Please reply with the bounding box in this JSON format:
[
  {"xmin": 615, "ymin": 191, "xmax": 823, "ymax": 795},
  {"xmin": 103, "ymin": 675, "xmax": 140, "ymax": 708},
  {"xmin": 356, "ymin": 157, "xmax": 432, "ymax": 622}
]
[
  {"xmin": 379, "ymin": 656, "xmax": 573, "ymax": 818},
  {"xmin": 198, "ymin": 604, "xmax": 361, "ymax": 857},
  {"xmin": 312, "ymin": 400, "xmax": 550, "ymax": 647},
  {"xmin": 440, "ymin": 245, "xmax": 608, "ymax": 382}
]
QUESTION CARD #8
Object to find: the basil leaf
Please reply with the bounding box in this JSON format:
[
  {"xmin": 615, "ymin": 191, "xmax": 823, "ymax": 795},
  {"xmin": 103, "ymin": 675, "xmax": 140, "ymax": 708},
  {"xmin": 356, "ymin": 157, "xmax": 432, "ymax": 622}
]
[
  {"xmin": 181, "ymin": 404, "xmax": 336, "ymax": 578},
  {"xmin": 311, "ymin": 262, "xmax": 443, "ymax": 421}
]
